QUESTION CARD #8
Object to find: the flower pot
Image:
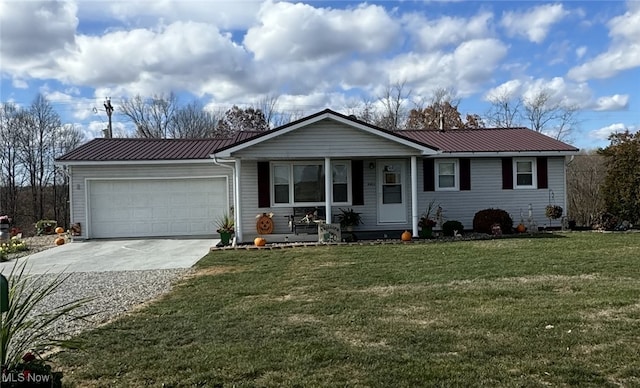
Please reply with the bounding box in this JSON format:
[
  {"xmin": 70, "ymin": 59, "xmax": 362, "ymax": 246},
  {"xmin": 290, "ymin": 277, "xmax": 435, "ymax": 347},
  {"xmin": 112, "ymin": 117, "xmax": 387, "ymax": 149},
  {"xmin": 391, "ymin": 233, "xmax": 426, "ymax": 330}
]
[
  {"xmin": 419, "ymin": 227, "xmax": 433, "ymax": 239},
  {"xmin": 219, "ymin": 231, "xmax": 233, "ymax": 246}
]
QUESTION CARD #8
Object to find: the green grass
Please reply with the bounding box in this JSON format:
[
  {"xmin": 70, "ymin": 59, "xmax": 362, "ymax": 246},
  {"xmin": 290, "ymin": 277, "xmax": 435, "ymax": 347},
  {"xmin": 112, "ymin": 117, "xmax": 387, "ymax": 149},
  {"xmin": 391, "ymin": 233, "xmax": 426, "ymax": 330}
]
[{"xmin": 55, "ymin": 233, "xmax": 640, "ymax": 387}]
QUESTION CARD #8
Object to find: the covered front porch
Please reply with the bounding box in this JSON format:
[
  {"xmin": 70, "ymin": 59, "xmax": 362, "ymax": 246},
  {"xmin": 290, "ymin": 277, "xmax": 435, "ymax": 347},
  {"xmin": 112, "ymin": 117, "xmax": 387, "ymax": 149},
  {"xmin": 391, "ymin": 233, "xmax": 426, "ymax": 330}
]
[{"xmin": 231, "ymin": 156, "xmax": 426, "ymax": 244}]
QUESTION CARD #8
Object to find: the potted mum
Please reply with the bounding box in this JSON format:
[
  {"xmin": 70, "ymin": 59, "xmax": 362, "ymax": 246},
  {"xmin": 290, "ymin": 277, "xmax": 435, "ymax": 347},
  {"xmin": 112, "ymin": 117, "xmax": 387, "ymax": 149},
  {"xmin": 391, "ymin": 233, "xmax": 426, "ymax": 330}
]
[
  {"xmin": 215, "ymin": 213, "xmax": 234, "ymax": 247},
  {"xmin": 418, "ymin": 202, "xmax": 438, "ymax": 238}
]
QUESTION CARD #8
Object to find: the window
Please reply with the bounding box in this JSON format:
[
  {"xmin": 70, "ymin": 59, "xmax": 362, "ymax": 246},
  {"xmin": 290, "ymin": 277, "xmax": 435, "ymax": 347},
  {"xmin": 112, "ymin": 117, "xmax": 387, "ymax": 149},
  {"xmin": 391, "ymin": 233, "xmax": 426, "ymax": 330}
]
[
  {"xmin": 273, "ymin": 165, "xmax": 290, "ymax": 204},
  {"xmin": 272, "ymin": 161, "xmax": 351, "ymax": 205},
  {"xmin": 332, "ymin": 163, "xmax": 349, "ymax": 203},
  {"xmin": 514, "ymin": 158, "xmax": 536, "ymax": 188},
  {"xmin": 436, "ymin": 159, "xmax": 459, "ymax": 190}
]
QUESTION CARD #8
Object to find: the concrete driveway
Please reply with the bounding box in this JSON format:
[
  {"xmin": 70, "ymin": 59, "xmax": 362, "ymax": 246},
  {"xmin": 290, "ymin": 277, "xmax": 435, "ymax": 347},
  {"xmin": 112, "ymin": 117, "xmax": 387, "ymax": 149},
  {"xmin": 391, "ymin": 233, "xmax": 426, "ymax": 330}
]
[{"xmin": 0, "ymin": 238, "xmax": 217, "ymax": 274}]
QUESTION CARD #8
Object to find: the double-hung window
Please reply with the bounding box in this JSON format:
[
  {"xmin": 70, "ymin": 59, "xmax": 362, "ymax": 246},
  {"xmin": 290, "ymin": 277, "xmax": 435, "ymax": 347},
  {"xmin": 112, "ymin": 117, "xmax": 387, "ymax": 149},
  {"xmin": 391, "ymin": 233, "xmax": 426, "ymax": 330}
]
[
  {"xmin": 514, "ymin": 158, "xmax": 536, "ymax": 188},
  {"xmin": 436, "ymin": 159, "xmax": 459, "ymax": 191},
  {"xmin": 272, "ymin": 161, "xmax": 351, "ymax": 205}
]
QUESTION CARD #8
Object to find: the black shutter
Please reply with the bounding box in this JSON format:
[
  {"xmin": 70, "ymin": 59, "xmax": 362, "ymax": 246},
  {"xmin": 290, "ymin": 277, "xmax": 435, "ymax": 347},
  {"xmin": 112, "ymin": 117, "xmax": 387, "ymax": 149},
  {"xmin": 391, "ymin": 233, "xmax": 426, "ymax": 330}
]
[
  {"xmin": 502, "ymin": 157, "xmax": 513, "ymax": 190},
  {"xmin": 423, "ymin": 159, "xmax": 435, "ymax": 191},
  {"xmin": 460, "ymin": 158, "xmax": 471, "ymax": 191},
  {"xmin": 257, "ymin": 161, "xmax": 270, "ymax": 207},
  {"xmin": 352, "ymin": 160, "xmax": 364, "ymax": 206},
  {"xmin": 537, "ymin": 157, "xmax": 548, "ymax": 189}
]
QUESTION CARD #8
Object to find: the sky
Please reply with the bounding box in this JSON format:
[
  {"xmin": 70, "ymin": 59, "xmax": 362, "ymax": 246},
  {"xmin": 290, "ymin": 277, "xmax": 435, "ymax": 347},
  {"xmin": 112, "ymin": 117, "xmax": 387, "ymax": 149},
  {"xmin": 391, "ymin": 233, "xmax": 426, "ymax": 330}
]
[{"xmin": 0, "ymin": 0, "xmax": 639, "ymax": 150}]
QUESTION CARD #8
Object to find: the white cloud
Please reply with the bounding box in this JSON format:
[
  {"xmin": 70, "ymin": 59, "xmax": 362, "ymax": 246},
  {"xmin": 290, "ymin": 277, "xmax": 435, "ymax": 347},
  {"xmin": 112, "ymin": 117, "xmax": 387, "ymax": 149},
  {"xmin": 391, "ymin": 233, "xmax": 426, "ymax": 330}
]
[
  {"xmin": 501, "ymin": 4, "xmax": 568, "ymax": 43},
  {"xmin": 11, "ymin": 78, "xmax": 28, "ymax": 89},
  {"xmin": 568, "ymin": 3, "xmax": 640, "ymax": 81},
  {"xmin": 405, "ymin": 11, "xmax": 494, "ymax": 50},
  {"xmin": 55, "ymin": 21, "xmax": 251, "ymax": 98},
  {"xmin": 484, "ymin": 79, "xmax": 523, "ymax": 101},
  {"xmin": 485, "ymin": 76, "xmax": 629, "ymax": 113},
  {"xmin": 244, "ymin": 2, "xmax": 400, "ymax": 62},
  {"xmin": 593, "ymin": 94, "xmax": 629, "ymax": 111},
  {"xmin": 588, "ymin": 123, "xmax": 630, "ymax": 140},
  {"xmin": 575, "ymin": 46, "xmax": 587, "ymax": 59},
  {"xmin": 0, "ymin": 0, "xmax": 78, "ymax": 58},
  {"xmin": 387, "ymin": 38, "xmax": 508, "ymax": 97}
]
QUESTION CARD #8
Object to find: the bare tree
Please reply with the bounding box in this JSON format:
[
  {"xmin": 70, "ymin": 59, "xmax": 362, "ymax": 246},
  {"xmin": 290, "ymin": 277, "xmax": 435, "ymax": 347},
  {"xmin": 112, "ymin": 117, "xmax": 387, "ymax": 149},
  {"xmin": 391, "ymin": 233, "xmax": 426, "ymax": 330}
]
[
  {"xmin": 0, "ymin": 103, "xmax": 25, "ymax": 220},
  {"xmin": 169, "ymin": 101, "xmax": 221, "ymax": 138},
  {"xmin": 17, "ymin": 94, "xmax": 60, "ymax": 221},
  {"xmin": 377, "ymin": 81, "xmax": 411, "ymax": 130},
  {"xmin": 217, "ymin": 106, "xmax": 270, "ymax": 133},
  {"xmin": 485, "ymin": 91, "xmax": 522, "ymax": 128},
  {"xmin": 567, "ymin": 151, "xmax": 606, "ymax": 227},
  {"xmin": 406, "ymin": 88, "xmax": 482, "ymax": 130},
  {"xmin": 344, "ymin": 97, "xmax": 378, "ymax": 124},
  {"xmin": 522, "ymin": 89, "xmax": 578, "ymax": 140},
  {"xmin": 51, "ymin": 124, "xmax": 85, "ymax": 226},
  {"xmin": 119, "ymin": 93, "xmax": 179, "ymax": 138}
]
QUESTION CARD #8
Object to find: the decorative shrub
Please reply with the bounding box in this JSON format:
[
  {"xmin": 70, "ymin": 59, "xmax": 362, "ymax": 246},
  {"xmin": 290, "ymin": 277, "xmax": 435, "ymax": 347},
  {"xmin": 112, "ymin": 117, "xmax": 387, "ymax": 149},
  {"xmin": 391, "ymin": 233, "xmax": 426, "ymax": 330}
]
[
  {"xmin": 442, "ymin": 220, "xmax": 464, "ymax": 237},
  {"xmin": 473, "ymin": 208, "xmax": 514, "ymax": 234}
]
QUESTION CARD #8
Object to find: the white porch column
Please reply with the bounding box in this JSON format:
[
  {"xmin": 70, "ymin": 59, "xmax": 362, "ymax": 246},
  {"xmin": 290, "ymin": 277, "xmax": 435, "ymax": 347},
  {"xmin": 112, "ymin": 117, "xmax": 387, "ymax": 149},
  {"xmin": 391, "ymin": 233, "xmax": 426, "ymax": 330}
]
[
  {"xmin": 234, "ymin": 159, "xmax": 243, "ymax": 243},
  {"xmin": 411, "ymin": 156, "xmax": 419, "ymax": 237},
  {"xmin": 324, "ymin": 157, "xmax": 332, "ymax": 224}
]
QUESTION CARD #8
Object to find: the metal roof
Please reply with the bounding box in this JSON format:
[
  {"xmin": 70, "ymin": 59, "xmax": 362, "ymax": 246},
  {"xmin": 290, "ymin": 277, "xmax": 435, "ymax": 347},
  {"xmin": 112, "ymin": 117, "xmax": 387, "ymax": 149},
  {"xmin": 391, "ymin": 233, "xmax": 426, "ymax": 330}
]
[
  {"xmin": 399, "ymin": 128, "xmax": 578, "ymax": 153},
  {"xmin": 56, "ymin": 110, "xmax": 578, "ymax": 163},
  {"xmin": 56, "ymin": 132, "xmax": 260, "ymax": 162}
]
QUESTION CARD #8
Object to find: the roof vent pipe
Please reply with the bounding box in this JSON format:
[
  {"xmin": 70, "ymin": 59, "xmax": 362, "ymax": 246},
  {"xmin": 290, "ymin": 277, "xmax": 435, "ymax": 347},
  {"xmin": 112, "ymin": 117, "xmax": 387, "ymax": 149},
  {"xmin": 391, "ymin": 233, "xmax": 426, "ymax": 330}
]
[{"xmin": 438, "ymin": 113, "xmax": 444, "ymax": 132}]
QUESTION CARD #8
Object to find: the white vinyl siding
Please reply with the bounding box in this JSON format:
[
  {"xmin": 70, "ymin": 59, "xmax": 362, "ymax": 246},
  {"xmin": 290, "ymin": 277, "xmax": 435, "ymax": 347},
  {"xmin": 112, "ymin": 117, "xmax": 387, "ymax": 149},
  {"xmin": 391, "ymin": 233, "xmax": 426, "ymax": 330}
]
[
  {"xmin": 240, "ymin": 157, "xmax": 568, "ymax": 240},
  {"xmin": 233, "ymin": 119, "xmax": 421, "ymax": 159},
  {"xmin": 418, "ymin": 157, "xmax": 567, "ymax": 229}
]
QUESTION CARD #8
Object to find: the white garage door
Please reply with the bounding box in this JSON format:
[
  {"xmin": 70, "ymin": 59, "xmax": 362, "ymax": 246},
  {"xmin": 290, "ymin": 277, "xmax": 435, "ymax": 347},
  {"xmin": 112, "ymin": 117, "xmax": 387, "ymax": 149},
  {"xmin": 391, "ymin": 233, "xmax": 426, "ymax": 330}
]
[{"xmin": 88, "ymin": 177, "xmax": 228, "ymax": 238}]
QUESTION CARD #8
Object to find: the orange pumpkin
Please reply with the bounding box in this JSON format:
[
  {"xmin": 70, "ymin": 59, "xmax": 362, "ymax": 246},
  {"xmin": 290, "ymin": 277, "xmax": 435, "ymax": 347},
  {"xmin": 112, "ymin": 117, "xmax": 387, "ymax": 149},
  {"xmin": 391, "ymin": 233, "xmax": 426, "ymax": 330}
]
[
  {"xmin": 516, "ymin": 223, "xmax": 527, "ymax": 233},
  {"xmin": 254, "ymin": 237, "xmax": 266, "ymax": 247},
  {"xmin": 54, "ymin": 237, "xmax": 65, "ymax": 246},
  {"xmin": 55, "ymin": 226, "xmax": 65, "ymax": 234},
  {"xmin": 401, "ymin": 230, "xmax": 412, "ymax": 241}
]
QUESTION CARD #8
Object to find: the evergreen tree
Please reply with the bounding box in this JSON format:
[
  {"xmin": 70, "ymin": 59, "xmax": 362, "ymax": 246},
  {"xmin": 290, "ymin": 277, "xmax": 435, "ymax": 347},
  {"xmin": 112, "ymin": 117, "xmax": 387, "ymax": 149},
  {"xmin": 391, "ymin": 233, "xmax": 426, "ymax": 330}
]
[{"xmin": 598, "ymin": 130, "xmax": 640, "ymax": 223}]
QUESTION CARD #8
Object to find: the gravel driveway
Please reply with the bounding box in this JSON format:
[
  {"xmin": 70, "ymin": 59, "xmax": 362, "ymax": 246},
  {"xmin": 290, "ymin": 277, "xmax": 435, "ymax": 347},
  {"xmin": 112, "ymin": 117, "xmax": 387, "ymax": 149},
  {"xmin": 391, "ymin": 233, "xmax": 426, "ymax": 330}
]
[
  {"xmin": 32, "ymin": 268, "xmax": 193, "ymax": 338},
  {"xmin": 2, "ymin": 236, "xmax": 204, "ymax": 339}
]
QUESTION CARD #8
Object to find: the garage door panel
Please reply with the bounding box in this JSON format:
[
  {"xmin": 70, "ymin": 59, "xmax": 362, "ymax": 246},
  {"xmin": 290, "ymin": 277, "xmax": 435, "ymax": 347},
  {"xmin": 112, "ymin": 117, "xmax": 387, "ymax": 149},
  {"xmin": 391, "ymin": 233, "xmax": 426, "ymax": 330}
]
[{"xmin": 89, "ymin": 178, "xmax": 227, "ymax": 238}]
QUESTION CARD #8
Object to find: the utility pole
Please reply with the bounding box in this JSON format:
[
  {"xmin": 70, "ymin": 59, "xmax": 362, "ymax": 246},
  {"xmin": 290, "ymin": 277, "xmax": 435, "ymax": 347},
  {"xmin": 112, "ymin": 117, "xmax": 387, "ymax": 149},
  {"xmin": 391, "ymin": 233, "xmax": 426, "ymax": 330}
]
[{"xmin": 104, "ymin": 97, "xmax": 114, "ymax": 138}]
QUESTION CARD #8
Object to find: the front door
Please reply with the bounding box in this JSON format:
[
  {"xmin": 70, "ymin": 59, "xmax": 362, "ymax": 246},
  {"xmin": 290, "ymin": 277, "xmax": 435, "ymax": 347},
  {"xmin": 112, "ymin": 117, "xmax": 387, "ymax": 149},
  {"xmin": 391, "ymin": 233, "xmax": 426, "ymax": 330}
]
[{"xmin": 377, "ymin": 160, "xmax": 407, "ymax": 223}]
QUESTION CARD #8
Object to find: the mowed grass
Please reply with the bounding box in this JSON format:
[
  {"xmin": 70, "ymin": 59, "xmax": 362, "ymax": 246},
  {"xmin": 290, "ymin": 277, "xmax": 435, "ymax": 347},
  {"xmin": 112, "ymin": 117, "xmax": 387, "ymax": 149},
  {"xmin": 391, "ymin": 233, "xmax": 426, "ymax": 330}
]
[{"xmin": 56, "ymin": 233, "xmax": 640, "ymax": 387}]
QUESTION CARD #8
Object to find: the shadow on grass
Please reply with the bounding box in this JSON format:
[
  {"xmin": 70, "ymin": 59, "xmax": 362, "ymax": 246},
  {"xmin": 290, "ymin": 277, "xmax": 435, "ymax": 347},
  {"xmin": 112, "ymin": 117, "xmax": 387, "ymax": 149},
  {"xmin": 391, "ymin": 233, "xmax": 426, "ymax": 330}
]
[{"xmin": 503, "ymin": 232, "xmax": 567, "ymax": 240}]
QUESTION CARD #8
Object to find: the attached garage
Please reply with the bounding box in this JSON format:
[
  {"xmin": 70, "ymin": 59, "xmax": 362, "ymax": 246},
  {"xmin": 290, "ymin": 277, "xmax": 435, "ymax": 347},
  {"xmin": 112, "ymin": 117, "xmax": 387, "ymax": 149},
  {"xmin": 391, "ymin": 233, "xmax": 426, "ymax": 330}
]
[{"xmin": 87, "ymin": 177, "xmax": 228, "ymax": 238}]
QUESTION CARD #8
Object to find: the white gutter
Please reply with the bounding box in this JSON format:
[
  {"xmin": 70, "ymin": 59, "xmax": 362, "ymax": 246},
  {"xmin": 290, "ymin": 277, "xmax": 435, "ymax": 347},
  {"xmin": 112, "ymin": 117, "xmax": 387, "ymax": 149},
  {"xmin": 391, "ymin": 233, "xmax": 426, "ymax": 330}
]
[{"xmin": 211, "ymin": 154, "xmax": 240, "ymax": 246}]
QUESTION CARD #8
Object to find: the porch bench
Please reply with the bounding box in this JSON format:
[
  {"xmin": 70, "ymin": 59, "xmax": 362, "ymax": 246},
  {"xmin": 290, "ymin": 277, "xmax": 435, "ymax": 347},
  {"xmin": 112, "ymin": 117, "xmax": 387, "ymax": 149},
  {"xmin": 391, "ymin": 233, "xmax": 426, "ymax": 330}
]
[{"xmin": 288, "ymin": 207, "xmax": 326, "ymax": 235}]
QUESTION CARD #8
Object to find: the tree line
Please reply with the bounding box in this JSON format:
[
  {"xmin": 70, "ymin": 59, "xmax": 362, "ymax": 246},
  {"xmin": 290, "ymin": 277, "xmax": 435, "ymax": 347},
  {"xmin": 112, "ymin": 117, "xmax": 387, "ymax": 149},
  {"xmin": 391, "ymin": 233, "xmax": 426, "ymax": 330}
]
[
  {"xmin": 1, "ymin": 88, "xmax": 637, "ymax": 233},
  {"xmin": 0, "ymin": 95, "xmax": 84, "ymax": 232}
]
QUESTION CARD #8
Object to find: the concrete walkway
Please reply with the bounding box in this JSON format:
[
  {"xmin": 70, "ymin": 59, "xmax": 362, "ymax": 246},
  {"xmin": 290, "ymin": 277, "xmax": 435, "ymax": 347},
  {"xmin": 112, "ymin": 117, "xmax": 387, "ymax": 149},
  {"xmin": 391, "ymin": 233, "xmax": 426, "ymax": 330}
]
[{"xmin": 0, "ymin": 238, "xmax": 217, "ymax": 274}]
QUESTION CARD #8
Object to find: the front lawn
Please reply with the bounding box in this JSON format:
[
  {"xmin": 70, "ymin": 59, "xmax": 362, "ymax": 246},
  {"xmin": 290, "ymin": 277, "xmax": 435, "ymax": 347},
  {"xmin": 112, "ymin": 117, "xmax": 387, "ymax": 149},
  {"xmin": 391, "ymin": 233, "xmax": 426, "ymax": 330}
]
[{"xmin": 56, "ymin": 233, "xmax": 640, "ymax": 387}]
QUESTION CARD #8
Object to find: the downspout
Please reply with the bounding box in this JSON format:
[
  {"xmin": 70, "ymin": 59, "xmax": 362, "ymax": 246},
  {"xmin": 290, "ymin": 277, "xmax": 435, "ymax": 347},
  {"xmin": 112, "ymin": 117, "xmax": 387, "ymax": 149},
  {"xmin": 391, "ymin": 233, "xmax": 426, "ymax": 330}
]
[
  {"xmin": 211, "ymin": 154, "xmax": 240, "ymax": 246},
  {"xmin": 564, "ymin": 155, "xmax": 575, "ymax": 223},
  {"xmin": 411, "ymin": 156, "xmax": 418, "ymax": 237},
  {"xmin": 56, "ymin": 164, "xmax": 74, "ymax": 237}
]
